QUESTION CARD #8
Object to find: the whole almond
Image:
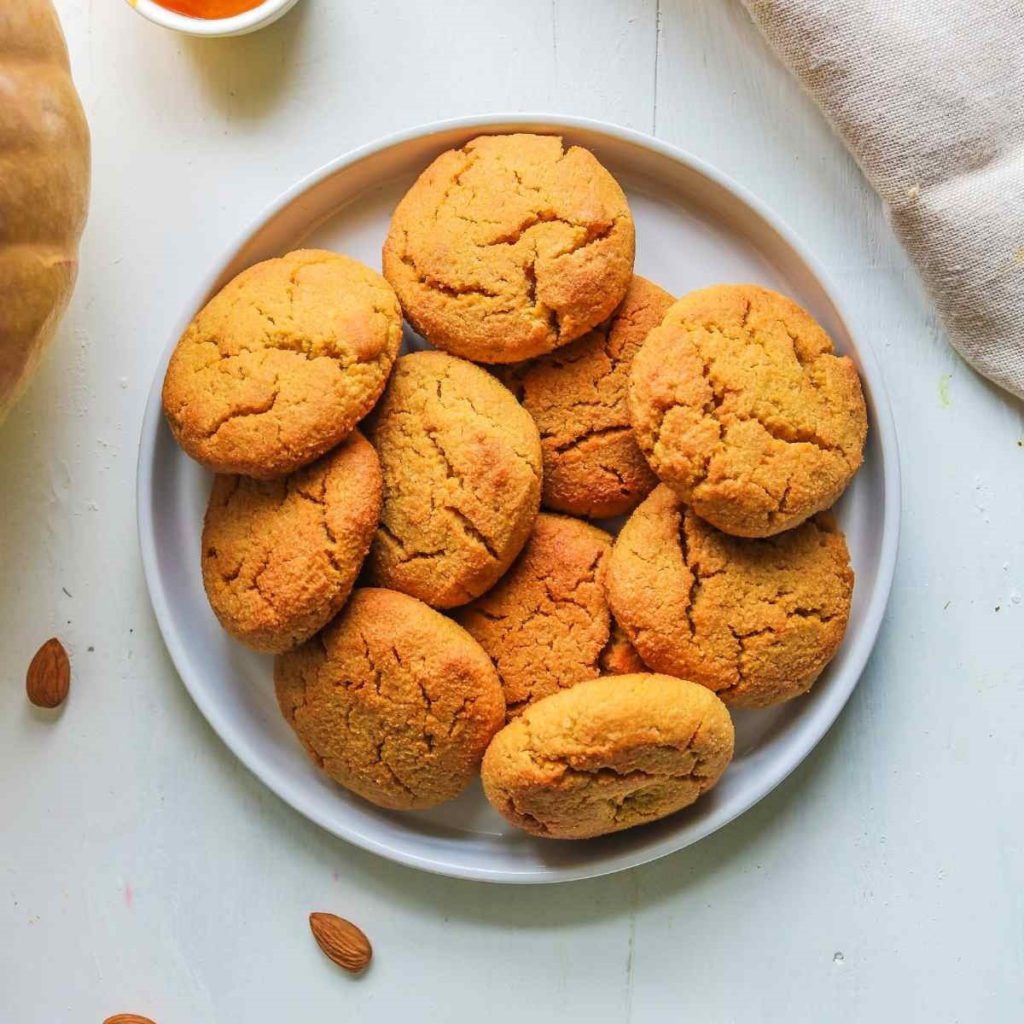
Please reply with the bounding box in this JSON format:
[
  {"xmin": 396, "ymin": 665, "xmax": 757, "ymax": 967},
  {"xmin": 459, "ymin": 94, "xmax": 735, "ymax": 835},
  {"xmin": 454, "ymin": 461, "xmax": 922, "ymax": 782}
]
[
  {"xmin": 26, "ymin": 637, "xmax": 70, "ymax": 708},
  {"xmin": 103, "ymin": 1016, "xmax": 156, "ymax": 1024},
  {"xmin": 309, "ymin": 912, "xmax": 372, "ymax": 973}
]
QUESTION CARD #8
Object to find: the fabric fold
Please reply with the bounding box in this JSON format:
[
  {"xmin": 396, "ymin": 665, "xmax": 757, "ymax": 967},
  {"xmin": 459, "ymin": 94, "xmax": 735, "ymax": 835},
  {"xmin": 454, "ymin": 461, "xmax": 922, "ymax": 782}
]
[{"xmin": 742, "ymin": 0, "xmax": 1024, "ymax": 400}]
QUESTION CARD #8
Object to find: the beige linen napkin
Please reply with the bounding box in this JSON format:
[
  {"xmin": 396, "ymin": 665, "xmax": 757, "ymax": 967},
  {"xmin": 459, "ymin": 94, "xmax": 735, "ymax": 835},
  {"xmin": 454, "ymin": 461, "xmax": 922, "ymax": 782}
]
[{"xmin": 742, "ymin": 0, "xmax": 1024, "ymax": 400}]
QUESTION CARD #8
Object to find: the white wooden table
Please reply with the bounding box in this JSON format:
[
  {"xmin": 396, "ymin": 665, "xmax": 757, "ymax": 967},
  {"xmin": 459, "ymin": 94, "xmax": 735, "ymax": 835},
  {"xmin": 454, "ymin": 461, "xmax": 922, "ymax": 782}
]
[{"xmin": 3, "ymin": 2, "xmax": 1023, "ymax": 1020}]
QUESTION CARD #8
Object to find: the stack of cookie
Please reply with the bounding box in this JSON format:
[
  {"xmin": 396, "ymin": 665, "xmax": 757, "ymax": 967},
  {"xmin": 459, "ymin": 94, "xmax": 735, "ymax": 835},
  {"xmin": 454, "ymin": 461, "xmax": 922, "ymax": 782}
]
[{"xmin": 161, "ymin": 133, "xmax": 866, "ymax": 842}]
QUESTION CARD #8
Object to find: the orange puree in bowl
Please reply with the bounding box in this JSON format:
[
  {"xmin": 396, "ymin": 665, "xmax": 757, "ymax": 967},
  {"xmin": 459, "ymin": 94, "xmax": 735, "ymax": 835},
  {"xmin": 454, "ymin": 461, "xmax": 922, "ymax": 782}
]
[{"xmin": 152, "ymin": 0, "xmax": 265, "ymax": 17}]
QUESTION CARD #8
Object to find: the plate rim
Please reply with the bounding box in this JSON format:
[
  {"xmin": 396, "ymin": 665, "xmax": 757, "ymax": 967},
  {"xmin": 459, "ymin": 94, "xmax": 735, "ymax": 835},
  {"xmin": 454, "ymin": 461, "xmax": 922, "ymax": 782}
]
[{"xmin": 137, "ymin": 113, "xmax": 902, "ymax": 884}]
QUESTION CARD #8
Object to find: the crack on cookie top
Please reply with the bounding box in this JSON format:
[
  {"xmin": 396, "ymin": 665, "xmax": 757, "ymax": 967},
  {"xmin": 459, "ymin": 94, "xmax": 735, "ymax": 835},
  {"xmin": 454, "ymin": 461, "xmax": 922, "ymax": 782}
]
[
  {"xmin": 454, "ymin": 514, "xmax": 612, "ymax": 715},
  {"xmin": 368, "ymin": 353, "xmax": 541, "ymax": 606},
  {"xmin": 275, "ymin": 591, "xmax": 504, "ymax": 808},
  {"xmin": 630, "ymin": 285, "xmax": 867, "ymax": 534},
  {"xmin": 201, "ymin": 435, "xmax": 380, "ymax": 651},
  {"xmin": 384, "ymin": 134, "xmax": 634, "ymax": 361},
  {"xmin": 608, "ymin": 487, "xmax": 853, "ymax": 708}
]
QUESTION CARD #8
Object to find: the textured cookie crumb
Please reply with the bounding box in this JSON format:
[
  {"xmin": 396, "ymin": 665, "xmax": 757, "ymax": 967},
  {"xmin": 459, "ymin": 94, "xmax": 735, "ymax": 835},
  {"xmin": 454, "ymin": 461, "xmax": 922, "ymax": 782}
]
[
  {"xmin": 201, "ymin": 430, "xmax": 381, "ymax": 653},
  {"xmin": 275, "ymin": 588, "xmax": 505, "ymax": 810},
  {"xmin": 606, "ymin": 485, "xmax": 854, "ymax": 708},
  {"xmin": 163, "ymin": 249, "xmax": 402, "ymax": 478},
  {"xmin": 481, "ymin": 673, "xmax": 734, "ymax": 839},
  {"xmin": 629, "ymin": 284, "xmax": 867, "ymax": 536},
  {"xmin": 454, "ymin": 513, "xmax": 613, "ymax": 717},
  {"xmin": 383, "ymin": 133, "xmax": 635, "ymax": 363},
  {"xmin": 500, "ymin": 276, "xmax": 673, "ymax": 518},
  {"xmin": 366, "ymin": 350, "xmax": 542, "ymax": 608}
]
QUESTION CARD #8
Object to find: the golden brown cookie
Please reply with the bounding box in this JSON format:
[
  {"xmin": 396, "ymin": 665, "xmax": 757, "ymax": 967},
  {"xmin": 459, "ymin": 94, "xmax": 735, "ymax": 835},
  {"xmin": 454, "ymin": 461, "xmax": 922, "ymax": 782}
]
[
  {"xmin": 382, "ymin": 133, "xmax": 635, "ymax": 363},
  {"xmin": 501, "ymin": 276, "xmax": 673, "ymax": 518},
  {"xmin": 454, "ymin": 513, "xmax": 613, "ymax": 717},
  {"xmin": 275, "ymin": 588, "xmax": 505, "ymax": 810},
  {"xmin": 629, "ymin": 284, "xmax": 867, "ymax": 537},
  {"xmin": 481, "ymin": 673, "xmax": 734, "ymax": 839},
  {"xmin": 200, "ymin": 430, "xmax": 381, "ymax": 654},
  {"xmin": 163, "ymin": 249, "xmax": 402, "ymax": 479},
  {"xmin": 366, "ymin": 350, "xmax": 542, "ymax": 608},
  {"xmin": 606, "ymin": 485, "xmax": 854, "ymax": 709}
]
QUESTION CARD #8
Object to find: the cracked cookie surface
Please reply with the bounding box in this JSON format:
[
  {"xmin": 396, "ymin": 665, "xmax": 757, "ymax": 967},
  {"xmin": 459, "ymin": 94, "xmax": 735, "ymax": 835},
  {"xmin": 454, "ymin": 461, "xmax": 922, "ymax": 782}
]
[
  {"xmin": 454, "ymin": 513, "xmax": 613, "ymax": 718},
  {"xmin": 629, "ymin": 284, "xmax": 867, "ymax": 536},
  {"xmin": 606, "ymin": 485, "xmax": 854, "ymax": 709},
  {"xmin": 275, "ymin": 588, "xmax": 505, "ymax": 810},
  {"xmin": 163, "ymin": 249, "xmax": 402, "ymax": 478},
  {"xmin": 366, "ymin": 350, "xmax": 542, "ymax": 608},
  {"xmin": 481, "ymin": 673, "xmax": 734, "ymax": 839},
  {"xmin": 201, "ymin": 430, "xmax": 381, "ymax": 654},
  {"xmin": 382, "ymin": 133, "xmax": 635, "ymax": 363},
  {"xmin": 501, "ymin": 276, "xmax": 673, "ymax": 518}
]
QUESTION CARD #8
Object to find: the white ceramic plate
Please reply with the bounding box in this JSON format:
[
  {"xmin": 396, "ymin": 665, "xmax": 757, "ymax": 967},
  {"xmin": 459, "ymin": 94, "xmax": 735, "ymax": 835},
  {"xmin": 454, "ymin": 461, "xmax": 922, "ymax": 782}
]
[{"xmin": 138, "ymin": 115, "xmax": 900, "ymax": 883}]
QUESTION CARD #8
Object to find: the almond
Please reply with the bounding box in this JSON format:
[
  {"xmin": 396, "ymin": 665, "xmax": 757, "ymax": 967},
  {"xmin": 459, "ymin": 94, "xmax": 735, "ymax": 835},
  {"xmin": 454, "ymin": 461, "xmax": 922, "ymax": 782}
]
[
  {"xmin": 309, "ymin": 912, "xmax": 372, "ymax": 973},
  {"xmin": 26, "ymin": 637, "xmax": 70, "ymax": 708},
  {"xmin": 103, "ymin": 1016, "xmax": 157, "ymax": 1024}
]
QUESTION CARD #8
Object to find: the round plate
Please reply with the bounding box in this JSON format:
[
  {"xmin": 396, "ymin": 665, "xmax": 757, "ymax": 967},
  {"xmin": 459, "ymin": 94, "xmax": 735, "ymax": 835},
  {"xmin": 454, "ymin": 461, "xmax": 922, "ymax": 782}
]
[{"xmin": 138, "ymin": 115, "xmax": 900, "ymax": 883}]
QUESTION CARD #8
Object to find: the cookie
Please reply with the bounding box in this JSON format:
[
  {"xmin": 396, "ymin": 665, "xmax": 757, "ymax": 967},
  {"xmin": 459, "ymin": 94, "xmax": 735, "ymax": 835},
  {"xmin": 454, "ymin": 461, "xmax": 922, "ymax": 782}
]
[
  {"xmin": 606, "ymin": 485, "xmax": 854, "ymax": 709},
  {"xmin": 163, "ymin": 249, "xmax": 402, "ymax": 479},
  {"xmin": 454, "ymin": 513, "xmax": 613, "ymax": 717},
  {"xmin": 275, "ymin": 588, "xmax": 505, "ymax": 810},
  {"xmin": 481, "ymin": 673, "xmax": 734, "ymax": 839},
  {"xmin": 629, "ymin": 284, "xmax": 867, "ymax": 537},
  {"xmin": 200, "ymin": 430, "xmax": 381, "ymax": 653},
  {"xmin": 366, "ymin": 350, "xmax": 542, "ymax": 608},
  {"xmin": 502, "ymin": 276, "xmax": 673, "ymax": 518},
  {"xmin": 382, "ymin": 133, "xmax": 635, "ymax": 363}
]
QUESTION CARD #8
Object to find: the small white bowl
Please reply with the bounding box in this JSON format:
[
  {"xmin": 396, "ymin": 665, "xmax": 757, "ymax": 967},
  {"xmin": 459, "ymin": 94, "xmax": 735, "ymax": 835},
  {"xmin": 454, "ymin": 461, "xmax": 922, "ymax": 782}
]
[{"xmin": 127, "ymin": 0, "xmax": 301, "ymax": 37}]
